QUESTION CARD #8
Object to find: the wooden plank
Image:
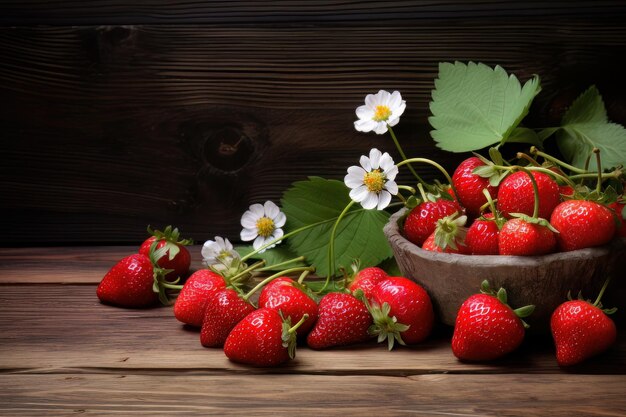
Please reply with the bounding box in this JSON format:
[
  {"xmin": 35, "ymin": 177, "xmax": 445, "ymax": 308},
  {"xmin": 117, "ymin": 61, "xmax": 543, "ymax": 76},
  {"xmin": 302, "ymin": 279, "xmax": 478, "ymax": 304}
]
[
  {"xmin": 1, "ymin": 0, "xmax": 625, "ymax": 25},
  {"xmin": 0, "ymin": 246, "xmax": 206, "ymax": 284},
  {"xmin": 2, "ymin": 19, "xmax": 626, "ymax": 244},
  {"xmin": 0, "ymin": 373, "xmax": 624, "ymax": 416},
  {"xmin": 0, "ymin": 285, "xmax": 623, "ymax": 375}
]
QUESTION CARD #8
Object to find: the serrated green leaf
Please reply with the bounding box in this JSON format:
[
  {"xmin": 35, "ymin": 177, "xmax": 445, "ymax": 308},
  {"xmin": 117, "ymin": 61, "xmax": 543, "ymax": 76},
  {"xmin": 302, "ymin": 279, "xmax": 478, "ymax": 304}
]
[
  {"xmin": 557, "ymin": 86, "xmax": 626, "ymax": 170},
  {"xmin": 429, "ymin": 61, "xmax": 541, "ymax": 152},
  {"xmin": 281, "ymin": 177, "xmax": 393, "ymax": 277},
  {"xmin": 235, "ymin": 246, "xmax": 306, "ymax": 271},
  {"xmin": 507, "ymin": 127, "xmax": 543, "ymax": 147}
]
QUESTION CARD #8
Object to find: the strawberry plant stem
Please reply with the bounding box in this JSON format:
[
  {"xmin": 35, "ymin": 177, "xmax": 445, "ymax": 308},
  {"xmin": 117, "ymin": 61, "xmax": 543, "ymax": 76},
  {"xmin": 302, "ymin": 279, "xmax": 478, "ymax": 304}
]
[
  {"xmin": 397, "ymin": 157, "xmax": 458, "ymax": 198},
  {"xmin": 243, "ymin": 266, "xmax": 315, "ymax": 302},
  {"xmin": 387, "ymin": 126, "xmax": 424, "ymax": 183},
  {"xmin": 323, "ymin": 200, "xmax": 357, "ymax": 293},
  {"xmin": 568, "ymin": 170, "xmax": 622, "ymax": 181},
  {"xmin": 229, "ymin": 260, "xmax": 265, "ymax": 284},
  {"xmin": 297, "ymin": 269, "xmax": 312, "ymax": 284},
  {"xmin": 593, "ymin": 276, "xmax": 612, "ymax": 307},
  {"xmin": 257, "ymin": 256, "xmax": 306, "ymax": 272},
  {"xmin": 594, "ymin": 148, "xmax": 602, "ymax": 194},
  {"xmin": 516, "ymin": 166, "xmax": 540, "ymax": 219},
  {"xmin": 530, "ymin": 147, "xmax": 587, "ymax": 174},
  {"xmin": 288, "ymin": 313, "xmax": 310, "ymax": 335}
]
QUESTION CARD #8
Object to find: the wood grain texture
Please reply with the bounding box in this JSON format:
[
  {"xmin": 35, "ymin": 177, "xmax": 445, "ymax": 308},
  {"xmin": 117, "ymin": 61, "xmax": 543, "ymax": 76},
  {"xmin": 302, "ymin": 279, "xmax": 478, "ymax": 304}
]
[
  {"xmin": 1, "ymin": 374, "xmax": 625, "ymax": 416},
  {"xmin": 2, "ymin": 9, "xmax": 626, "ymax": 244},
  {"xmin": 0, "ymin": 285, "xmax": 624, "ymax": 375},
  {"xmin": 2, "ymin": 0, "xmax": 626, "ymax": 24}
]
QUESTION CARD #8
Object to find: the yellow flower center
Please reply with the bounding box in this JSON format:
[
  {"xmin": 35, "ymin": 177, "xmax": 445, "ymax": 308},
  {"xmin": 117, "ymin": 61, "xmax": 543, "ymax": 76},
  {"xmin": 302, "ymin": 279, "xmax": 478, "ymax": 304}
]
[
  {"xmin": 373, "ymin": 105, "xmax": 392, "ymax": 122},
  {"xmin": 363, "ymin": 169, "xmax": 385, "ymax": 192},
  {"xmin": 256, "ymin": 217, "xmax": 275, "ymax": 238}
]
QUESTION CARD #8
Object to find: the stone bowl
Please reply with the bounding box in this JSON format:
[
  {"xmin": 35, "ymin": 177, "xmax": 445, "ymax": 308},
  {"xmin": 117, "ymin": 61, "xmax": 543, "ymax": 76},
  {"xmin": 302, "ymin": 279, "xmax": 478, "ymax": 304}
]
[{"xmin": 383, "ymin": 209, "xmax": 626, "ymax": 333}]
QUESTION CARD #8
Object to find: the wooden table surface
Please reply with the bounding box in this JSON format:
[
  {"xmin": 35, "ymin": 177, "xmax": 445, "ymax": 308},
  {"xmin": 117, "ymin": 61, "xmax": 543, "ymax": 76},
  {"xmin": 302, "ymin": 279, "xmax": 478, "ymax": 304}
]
[{"xmin": 1, "ymin": 246, "xmax": 625, "ymax": 416}]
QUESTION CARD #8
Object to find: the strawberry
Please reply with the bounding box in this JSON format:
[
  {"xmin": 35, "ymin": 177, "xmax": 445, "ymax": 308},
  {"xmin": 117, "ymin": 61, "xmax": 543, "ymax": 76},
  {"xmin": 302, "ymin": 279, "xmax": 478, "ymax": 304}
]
[
  {"xmin": 452, "ymin": 281, "xmax": 534, "ymax": 361},
  {"xmin": 200, "ymin": 288, "xmax": 255, "ymax": 348},
  {"xmin": 139, "ymin": 225, "xmax": 192, "ymax": 281},
  {"xmin": 559, "ymin": 185, "xmax": 575, "ymax": 199},
  {"xmin": 97, "ymin": 245, "xmax": 173, "ymax": 308},
  {"xmin": 465, "ymin": 213, "xmax": 500, "ymax": 255},
  {"xmin": 421, "ymin": 213, "xmax": 470, "ymax": 254},
  {"xmin": 307, "ymin": 292, "xmax": 373, "ymax": 349},
  {"xmin": 550, "ymin": 200, "xmax": 616, "ymax": 251},
  {"xmin": 224, "ymin": 308, "xmax": 308, "ymax": 366},
  {"xmin": 551, "ymin": 282, "xmax": 617, "ymax": 366},
  {"xmin": 348, "ymin": 266, "xmax": 388, "ymax": 299},
  {"xmin": 368, "ymin": 277, "xmax": 434, "ymax": 349},
  {"xmin": 451, "ymin": 157, "xmax": 498, "ymax": 218},
  {"xmin": 498, "ymin": 218, "xmax": 556, "ymax": 256},
  {"xmin": 173, "ymin": 270, "xmax": 227, "ymax": 327},
  {"xmin": 497, "ymin": 171, "xmax": 560, "ymax": 219},
  {"xmin": 404, "ymin": 199, "xmax": 463, "ymax": 246},
  {"xmin": 258, "ymin": 277, "xmax": 318, "ymax": 336},
  {"xmin": 608, "ymin": 199, "xmax": 626, "ymax": 237}
]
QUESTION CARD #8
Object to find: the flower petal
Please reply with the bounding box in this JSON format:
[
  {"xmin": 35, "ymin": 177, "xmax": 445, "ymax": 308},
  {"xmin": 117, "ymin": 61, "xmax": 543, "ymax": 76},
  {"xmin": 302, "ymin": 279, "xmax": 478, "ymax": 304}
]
[
  {"xmin": 354, "ymin": 119, "xmax": 377, "ymax": 133},
  {"xmin": 271, "ymin": 228, "xmax": 284, "ymax": 242},
  {"xmin": 345, "ymin": 169, "xmax": 365, "ymax": 188},
  {"xmin": 378, "ymin": 90, "xmax": 391, "ymax": 106},
  {"xmin": 201, "ymin": 240, "xmax": 218, "ymax": 258},
  {"xmin": 274, "ymin": 212, "xmax": 287, "ymax": 228},
  {"xmin": 388, "ymin": 91, "xmax": 402, "ymax": 109},
  {"xmin": 395, "ymin": 100, "xmax": 406, "ymax": 118},
  {"xmin": 355, "ymin": 104, "xmax": 374, "ymax": 120},
  {"xmin": 252, "ymin": 235, "xmax": 266, "ymax": 251},
  {"xmin": 369, "ymin": 148, "xmax": 382, "ymax": 169},
  {"xmin": 385, "ymin": 180, "xmax": 399, "ymax": 195},
  {"xmin": 349, "ymin": 184, "xmax": 369, "ymax": 202},
  {"xmin": 365, "ymin": 93, "xmax": 379, "ymax": 108},
  {"xmin": 387, "ymin": 117, "xmax": 400, "ymax": 127},
  {"xmin": 384, "ymin": 165, "xmax": 399, "ymax": 181},
  {"xmin": 373, "ymin": 122, "xmax": 388, "ymax": 135},
  {"xmin": 359, "ymin": 155, "xmax": 372, "ymax": 172},
  {"xmin": 223, "ymin": 237, "xmax": 234, "ymax": 251},
  {"xmin": 240, "ymin": 227, "xmax": 258, "ymax": 242},
  {"xmin": 241, "ymin": 211, "xmax": 258, "ymax": 228},
  {"xmin": 379, "ymin": 153, "xmax": 395, "ymax": 171},
  {"xmin": 377, "ymin": 190, "xmax": 392, "ymax": 210},
  {"xmin": 360, "ymin": 191, "xmax": 379, "ymax": 209},
  {"xmin": 264, "ymin": 201, "xmax": 280, "ymax": 219},
  {"xmin": 249, "ymin": 203, "xmax": 264, "ymax": 218}
]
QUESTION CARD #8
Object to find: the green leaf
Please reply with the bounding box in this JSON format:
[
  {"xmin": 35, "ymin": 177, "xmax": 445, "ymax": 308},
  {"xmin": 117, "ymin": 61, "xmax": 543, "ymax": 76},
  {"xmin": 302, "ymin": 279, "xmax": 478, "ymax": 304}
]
[
  {"xmin": 377, "ymin": 256, "xmax": 402, "ymax": 276},
  {"xmin": 281, "ymin": 177, "xmax": 393, "ymax": 277},
  {"xmin": 235, "ymin": 246, "xmax": 306, "ymax": 271},
  {"xmin": 506, "ymin": 127, "xmax": 543, "ymax": 148},
  {"xmin": 557, "ymin": 86, "xmax": 626, "ymax": 170},
  {"xmin": 429, "ymin": 61, "xmax": 541, "ymax": 152}
]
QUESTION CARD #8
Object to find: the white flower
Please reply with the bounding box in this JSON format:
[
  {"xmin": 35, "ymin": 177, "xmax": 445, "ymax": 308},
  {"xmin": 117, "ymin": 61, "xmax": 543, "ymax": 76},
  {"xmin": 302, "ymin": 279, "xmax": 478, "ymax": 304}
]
[
  {"xmin": 201, "ymin": 236, "xmax": 240, "ymax": 271},
  {"xmin": 354, "ymin": 90, "xmax": 406, "ymax": 135},
  {"xmin": 344, "ymin": 148, "xmax": 399, "ymax": 210},
  {"xmin": 240, "ymin": 201, "xmax": 286, "ymax": 253}
]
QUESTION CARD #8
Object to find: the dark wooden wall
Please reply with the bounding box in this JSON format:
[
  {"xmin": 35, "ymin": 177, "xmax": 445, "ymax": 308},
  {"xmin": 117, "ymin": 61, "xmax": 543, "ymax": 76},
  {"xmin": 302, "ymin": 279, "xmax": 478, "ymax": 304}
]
[{"xmin": 2, "ymin": 1, "xmax": 626, "ymax": 245}]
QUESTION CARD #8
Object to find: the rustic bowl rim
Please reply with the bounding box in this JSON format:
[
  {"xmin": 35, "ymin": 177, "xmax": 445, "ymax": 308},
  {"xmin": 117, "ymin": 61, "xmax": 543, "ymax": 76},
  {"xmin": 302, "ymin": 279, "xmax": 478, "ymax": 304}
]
[{"xmin": 384, "ymin": 208, "xmax": 620, "ymax": 265}]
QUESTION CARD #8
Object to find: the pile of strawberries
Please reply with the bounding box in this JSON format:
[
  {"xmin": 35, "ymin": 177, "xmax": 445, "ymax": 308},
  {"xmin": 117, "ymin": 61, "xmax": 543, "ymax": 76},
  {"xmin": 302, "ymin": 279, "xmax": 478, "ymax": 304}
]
[
  {"xmin": 403, "ymin": 153, "xmax": 625, "ymax": 256},
  {"xmin": 97, "ymin": 225, "xmax": 618, "ymax": 367}
]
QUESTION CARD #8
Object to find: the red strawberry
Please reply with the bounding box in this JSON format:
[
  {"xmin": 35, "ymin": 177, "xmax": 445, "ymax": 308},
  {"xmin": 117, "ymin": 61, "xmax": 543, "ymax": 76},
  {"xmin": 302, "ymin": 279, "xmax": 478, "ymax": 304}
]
[
  {"xmin": 550, "ymin": 200, "xmax": 616, "ymax": 251},
  {"xmin": 559, "ymin": 185, "xmax": 575, "ymax": 199},
  {"xmin": 404, "ymin": 199, "xmax": 464, "ymax": 246},
  {"xmin": 497, "ymin": 171, "xmax": 560, "ymax": 219},
  {"xmin": 200, "ymin": 288, "xmax": 255, "ymax": 348},
  {"xmin": 421, "ymin": 213, "xmax": 470, "ymax": 254},
  {"xmin": 368, "ymin": 277, "xmax": 434, "ymax": 349},
  {"xmin": 465, "ymin": 214, "xmax": 500, "ymax": 255},
  {"xmin": 498, "ymin": 218, "xmax": 556, "ymax": 256},
  {"xmin": 307, "ymin": 292, "xmax": 373, "ymax": 349},
  {"xmin": 224, "ymin": 308, "xmax": 308, "ymax": 366},
  {"xmin": 97, "ymin": 253, "xmax": 162, "ymax": 308},
  {"xmin": 173, "ymin": 270, "xmax": 227, "ymax": 327},
  {"xmin": 551, "ymin": 282, "xmax": 617, "ymax": 366},
  {"xmin": 452, "ymin": 281, "xmax": 534, "ymax": 361},
  {"xmin": 608, "ymin": 199, "xmax": 626, "ymax": 237},
  {"xmin": 258, "ymin": 277, "xmax": 318, "ymax": 336},
  {"xmin": 451, "ymin": 157, "xmax": 498, "ymax": 218},
  {"xmin": 348, "ymin": 266, "xmax": 388, "ymax": 299},
  {"xmin": 139, "ymin": 225, "xmax": 192, "ymax": 281}
]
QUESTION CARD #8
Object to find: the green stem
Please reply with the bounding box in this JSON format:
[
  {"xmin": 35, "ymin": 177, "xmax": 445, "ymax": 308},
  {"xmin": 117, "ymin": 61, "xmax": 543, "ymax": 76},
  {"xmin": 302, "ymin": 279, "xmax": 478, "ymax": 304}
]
[
  {"xmin": 568, "ymin": 171, "xmax": 622, "ymax": 181},
  {"xmin": 594, "ymin": 148, "xmax": 602, "ymax": 194},
  {"xmin": 297, "ymin": 269, "xmax": 312, "ymax": 284},
  {"xmin": 229, "ymin": 260, "xmax": 265, "ymax": 284},
  {"xmin": 288, "ymin": 313, "xmax": 310, "ymax": 334},
  {"xmin": 256, "ymin": 256, "xmax": 306, "ymax": 272},
  {"xmin": 593, "ymin": 276, "xmax": 612, "ymax": 307},
  {"xmin": 516, "ymin": 152, "xmax": 542, "ymax": 167},
  {"xmin": 323, "ymin": 200, "xmax": 357, "ymax": 293},
  {"xmin": 397, "ymin": 185, "xmax": 416, "ymax": 194},
  {"xmin": 493, "ymin": 164, "xmax": 577, "ymax": 188},
  {"xmin": 530, "ymin": 147, "xmax": 587, "ymax": 174},
  {"xmin": 387, "ymin": 126, "xmax": 424, "ymax": 183},
  {"xmin": 161, "ymin": 282, "xmax": 184, "ymax": 290},
  {"xmin": 397, "ymin": 157, "xmax": 458, "ymax": 198},
  {"xmin": 516, "ymin": 166, "xmax": 541, "ymax": 219},
  {"xmin": 242, "ymin": 266, "xmax": 315, "ymax": 302},
  {"xmin": 417, "ymin": 183, "xmax": 428, "ymax": 202}
]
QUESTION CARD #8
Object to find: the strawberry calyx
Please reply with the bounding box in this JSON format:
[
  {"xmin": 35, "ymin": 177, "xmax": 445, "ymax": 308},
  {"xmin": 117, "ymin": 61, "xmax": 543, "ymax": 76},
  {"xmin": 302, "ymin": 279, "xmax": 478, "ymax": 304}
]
[
  {"xmin": 354, "ymin": 289, "xmax": 409, "ymax": 350},
  {"xmin": 478, "ymin": 188, "xmax": 506, "ymax": 229},
  {"xmin": 509, "ymin": 212, "xmax": 559, "ymax": 234},
  {"xmin": 480, "ymin": 280, "xmax": 535, "ymax": 328},
  {"xmin": 147, "ymin": 240, "xmax": 182, "ymax": 305},
  {"xmin": 147, "ymin": 225, "xmax": 194, "ymax": 261},
  {"xmin": 281, "ymin": 312, "xmax": 309, "ymax": 359},
  {"xmin": 433, "ymin": 212, "xmax": 467, "ymax": 251},
  {"xmin": 567, "ymin": 277, "xmax": 618, "ymax": 315},
  {"xmin": 472, "ymin": 148, "xmax": 509, "ymax": 187}
]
